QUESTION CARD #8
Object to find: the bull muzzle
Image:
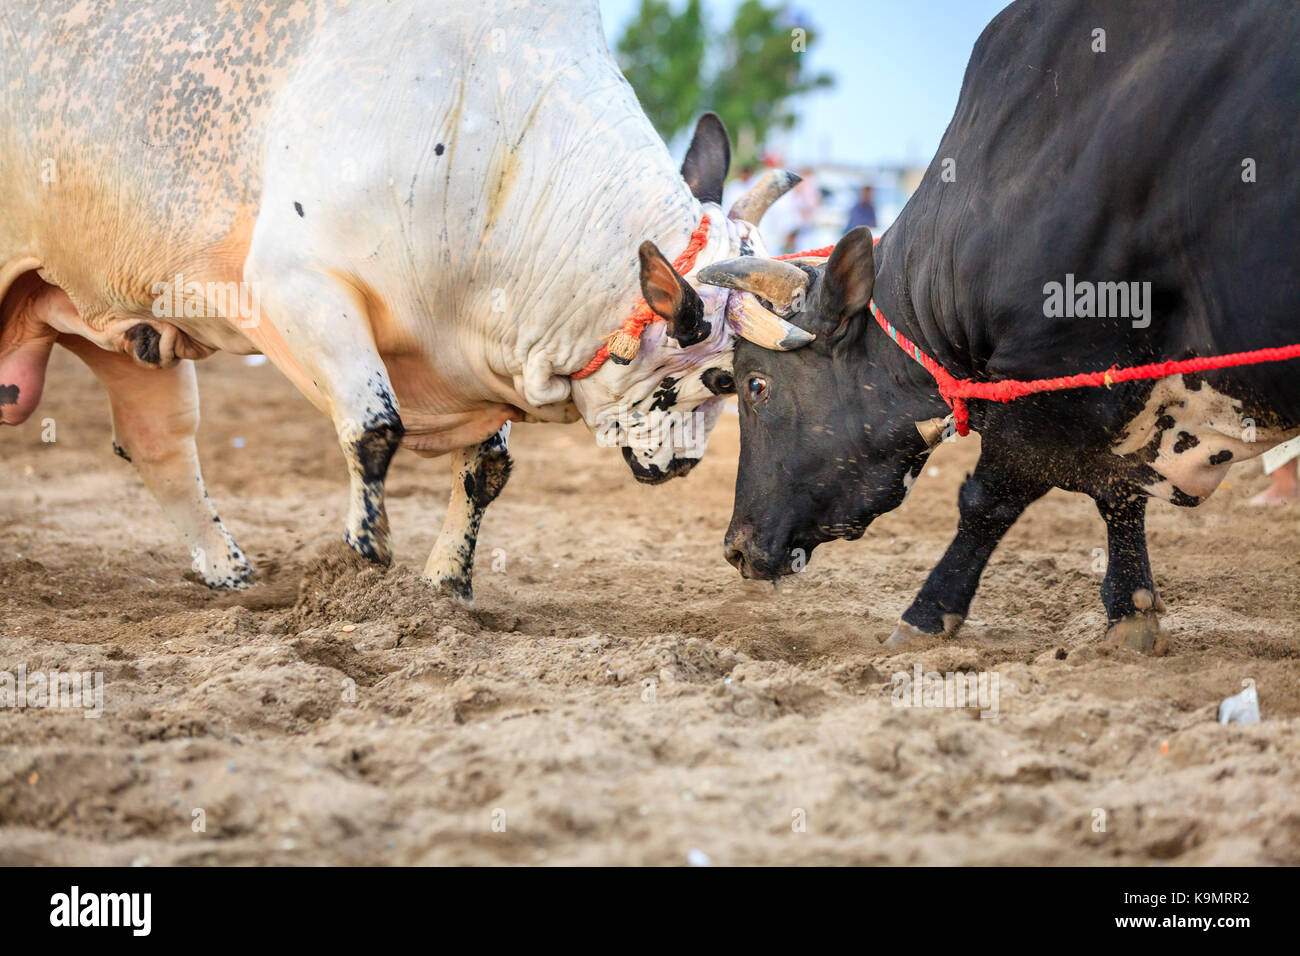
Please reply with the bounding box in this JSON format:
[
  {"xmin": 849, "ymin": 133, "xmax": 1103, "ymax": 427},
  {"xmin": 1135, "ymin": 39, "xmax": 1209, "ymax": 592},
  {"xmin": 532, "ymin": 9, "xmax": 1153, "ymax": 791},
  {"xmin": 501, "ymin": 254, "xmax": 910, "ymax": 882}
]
[
  {"xmin": 724, "ymin": 524, "xmax": 793, "ymax": 580},
  {"xmin": 621, "ymin": 446, "xmax": 700, "ymax": 484}
]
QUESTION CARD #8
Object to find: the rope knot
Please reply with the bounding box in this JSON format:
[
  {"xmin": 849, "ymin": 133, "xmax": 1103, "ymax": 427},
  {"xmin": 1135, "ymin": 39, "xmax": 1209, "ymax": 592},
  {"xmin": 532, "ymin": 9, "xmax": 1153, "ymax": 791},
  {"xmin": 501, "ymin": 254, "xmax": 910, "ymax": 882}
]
[{"xmin": 572, "ymin": 214, "xmax": 712, "ymax": 379}]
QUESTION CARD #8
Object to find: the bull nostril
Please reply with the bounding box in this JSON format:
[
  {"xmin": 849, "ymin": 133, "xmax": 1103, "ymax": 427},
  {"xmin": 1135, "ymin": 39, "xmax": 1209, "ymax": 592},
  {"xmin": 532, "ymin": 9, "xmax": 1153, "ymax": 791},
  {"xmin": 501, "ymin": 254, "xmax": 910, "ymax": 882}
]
[{"xmin": 725, "ymin": 544, "xmax": 746, "ymax": 571}]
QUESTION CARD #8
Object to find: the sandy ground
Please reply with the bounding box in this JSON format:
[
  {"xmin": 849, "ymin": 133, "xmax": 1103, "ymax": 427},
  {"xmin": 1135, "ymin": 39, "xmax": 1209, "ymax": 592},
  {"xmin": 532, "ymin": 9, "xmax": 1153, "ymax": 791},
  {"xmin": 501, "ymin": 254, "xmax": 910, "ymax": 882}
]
[{"xmin": 1, "ymin": 350, "xmax": 1297, "ymax": 866}]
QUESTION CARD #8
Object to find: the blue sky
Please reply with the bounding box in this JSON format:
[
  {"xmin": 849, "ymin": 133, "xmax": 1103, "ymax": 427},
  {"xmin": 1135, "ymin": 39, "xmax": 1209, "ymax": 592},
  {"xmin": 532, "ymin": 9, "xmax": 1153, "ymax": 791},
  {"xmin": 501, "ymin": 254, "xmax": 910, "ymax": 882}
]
[{"xmin": 599, "ymin": 0, "xmax": 1011, "ymax": 166}]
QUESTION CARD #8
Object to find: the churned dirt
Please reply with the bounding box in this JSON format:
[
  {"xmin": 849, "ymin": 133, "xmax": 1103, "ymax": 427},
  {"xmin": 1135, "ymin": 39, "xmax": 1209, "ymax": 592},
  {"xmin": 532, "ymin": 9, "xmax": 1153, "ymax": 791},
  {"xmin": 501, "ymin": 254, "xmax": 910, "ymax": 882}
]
[{"xmin": 1, "ymin": 351, "xmax": 1297, "ymax": 865}]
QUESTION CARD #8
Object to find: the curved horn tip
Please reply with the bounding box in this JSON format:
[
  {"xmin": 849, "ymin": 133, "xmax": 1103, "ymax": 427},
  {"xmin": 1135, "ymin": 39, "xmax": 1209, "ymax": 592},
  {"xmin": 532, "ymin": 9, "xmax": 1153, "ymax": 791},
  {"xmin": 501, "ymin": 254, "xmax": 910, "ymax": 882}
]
[
  {"xmin": 695, "ymin": 259, "xmax": 747, "ymax": 287},
  {"xmin": 777, "ymin": 325, "xmax": 816, "ymax": 349},
  {"xmin": 726, "ymin": 168, "xmax": 803, "ymax": 226},
  {"xmin": 734, "ymin": 297, "xmax": 815, "ymax": 351}
]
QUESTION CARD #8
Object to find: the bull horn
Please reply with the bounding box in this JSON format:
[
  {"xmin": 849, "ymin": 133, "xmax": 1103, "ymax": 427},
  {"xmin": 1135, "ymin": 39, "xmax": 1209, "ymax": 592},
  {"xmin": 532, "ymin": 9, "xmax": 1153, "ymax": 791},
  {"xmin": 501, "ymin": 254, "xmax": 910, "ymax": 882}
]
[
  {"xmin": 915, "ymin": 415, "xmax": 954, "ymax": 447},
  {"xmin": 697, "ymin": 256, "xmax": 809, "ymax": 311},
  {"xmin": 730, "ymin": 295, "xmax": 815, "ymax": 351},
  {"xmin": 727, "ymin": 169, "xmax": 801, "ymax": 226}
]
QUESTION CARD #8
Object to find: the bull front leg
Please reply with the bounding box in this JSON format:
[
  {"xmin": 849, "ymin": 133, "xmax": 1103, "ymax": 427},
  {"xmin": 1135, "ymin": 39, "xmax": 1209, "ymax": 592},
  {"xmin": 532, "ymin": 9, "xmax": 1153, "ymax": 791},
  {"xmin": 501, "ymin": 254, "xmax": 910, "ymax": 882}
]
[
  {"xmin": 59, "ymin": 335, "xmax": 254, "ymax": 589},
  {"xmin": 421, "ymin": 424, "xmax": 512, "ymax": 602},
  {"xmin": 887, "ymin": 453, "xmax": 1049, "ymax": 647},
  {"xmin": 242, "ymin": 264, "xmax": 403, "ymax": 566},
  {"xmin": 1094, "ymin": 493, "xmax": 1168, "ymax": 655}
]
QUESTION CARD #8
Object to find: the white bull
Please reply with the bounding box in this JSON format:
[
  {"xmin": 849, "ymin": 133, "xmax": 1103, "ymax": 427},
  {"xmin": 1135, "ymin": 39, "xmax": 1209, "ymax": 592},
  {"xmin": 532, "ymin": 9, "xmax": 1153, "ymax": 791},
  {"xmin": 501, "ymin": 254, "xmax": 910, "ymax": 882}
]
[{"xmin": 0, "ymin": 0, "xmax": 806, "ymax": 598}]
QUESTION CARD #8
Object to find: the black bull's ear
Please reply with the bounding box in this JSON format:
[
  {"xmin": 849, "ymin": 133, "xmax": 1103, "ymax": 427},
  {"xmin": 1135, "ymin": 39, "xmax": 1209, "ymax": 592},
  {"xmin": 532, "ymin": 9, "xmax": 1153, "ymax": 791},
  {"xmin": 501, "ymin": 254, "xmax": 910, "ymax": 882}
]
[
  {"xmin": 819, "ymin": 226, "xmax": 876, "ymax": 327},
  {"xmin": 680, "ymin": 112, "xmax": 731, "ymax": 205},
  {"xmin": 639, "ymin": 241, "xmax": 709, "ymax": 347}
]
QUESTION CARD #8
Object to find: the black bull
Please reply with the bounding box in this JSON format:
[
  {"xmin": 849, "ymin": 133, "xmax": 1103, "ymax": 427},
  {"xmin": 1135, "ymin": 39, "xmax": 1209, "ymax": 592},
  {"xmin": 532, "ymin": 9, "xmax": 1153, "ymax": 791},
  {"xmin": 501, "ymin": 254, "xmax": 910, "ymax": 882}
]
[{"xmin": 713, "ymin": 0, "xmax": 1300, "ymax": 652}]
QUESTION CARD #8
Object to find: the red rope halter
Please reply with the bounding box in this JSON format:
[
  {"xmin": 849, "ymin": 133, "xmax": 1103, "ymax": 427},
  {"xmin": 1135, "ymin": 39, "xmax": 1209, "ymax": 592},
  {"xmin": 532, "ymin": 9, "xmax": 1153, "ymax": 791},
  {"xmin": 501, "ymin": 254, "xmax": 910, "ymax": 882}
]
[
  {"xmin": 869, "ymin": 300, "xmax": 1300, "ymax": 437},
  {"xmin": 571, "ymin": 214, "xmax": 713, "ymax": 380}
]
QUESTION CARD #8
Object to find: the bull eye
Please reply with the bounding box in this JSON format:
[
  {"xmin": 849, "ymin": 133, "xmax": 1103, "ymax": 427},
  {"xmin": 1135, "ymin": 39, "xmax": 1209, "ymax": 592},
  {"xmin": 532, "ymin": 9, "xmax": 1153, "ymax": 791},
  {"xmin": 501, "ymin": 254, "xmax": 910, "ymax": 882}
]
[
  {"xmin": 702, "ymin": 368, "xmax": 735, "ymax": 395},
  {"xmin": 746, "ymin": 374, "xmax": 769, "ymax": 403}
]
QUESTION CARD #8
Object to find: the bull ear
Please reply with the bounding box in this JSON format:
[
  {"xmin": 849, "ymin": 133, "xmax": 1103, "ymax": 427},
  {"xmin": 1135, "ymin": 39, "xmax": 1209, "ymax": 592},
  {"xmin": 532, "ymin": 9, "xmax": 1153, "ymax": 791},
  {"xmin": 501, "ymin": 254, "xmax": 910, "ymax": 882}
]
[
  {"xmin": 639, "ymin": 241, "xmax": 709, "ymax": 347},
  {"xmin": 680, "ymin": 113, "xmax": 730, "ymax": 205},
  {"xmin": 819, "ymin": 226, "xmax": 876, "ymax": 324}
]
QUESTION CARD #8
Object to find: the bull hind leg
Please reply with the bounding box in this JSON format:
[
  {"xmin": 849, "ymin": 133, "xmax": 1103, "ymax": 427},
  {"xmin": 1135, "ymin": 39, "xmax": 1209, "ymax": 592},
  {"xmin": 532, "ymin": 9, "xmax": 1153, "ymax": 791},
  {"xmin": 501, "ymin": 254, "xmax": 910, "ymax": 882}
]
[
  {"xmin": 422, "ymin": 424, "xmax": 512, "ymax": 602},
  {"xmin": 888, "ymin": 454, "xmax": 1049, "ymax": 647},
  {"xmin": 240, "ymin": 265, "xmax": 404, "ymax": 566},
  {"xmin": 1095, "ymin": 494, "xmax": 1168, "ymax": 655},
  {"xmin": 59, "ymin": 335, "xmax": 253, "ymax": 588}
]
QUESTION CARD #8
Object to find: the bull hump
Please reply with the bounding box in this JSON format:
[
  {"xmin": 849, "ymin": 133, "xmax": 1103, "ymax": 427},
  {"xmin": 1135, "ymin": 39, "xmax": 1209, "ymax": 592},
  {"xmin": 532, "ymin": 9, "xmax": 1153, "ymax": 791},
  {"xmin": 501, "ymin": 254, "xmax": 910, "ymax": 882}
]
[{"xmin": 3, "ymin": 0, "xmax": 325, "ymax": 304}]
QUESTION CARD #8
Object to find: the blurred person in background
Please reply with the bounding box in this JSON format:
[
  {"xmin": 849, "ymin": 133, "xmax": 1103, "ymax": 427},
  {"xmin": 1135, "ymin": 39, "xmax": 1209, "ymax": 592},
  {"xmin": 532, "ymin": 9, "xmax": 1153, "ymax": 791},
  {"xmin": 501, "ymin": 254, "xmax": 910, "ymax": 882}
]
[
  {"xmin": 1250, "ymin": 446, "xmax": 1299, "ymax": 505},
  {"xmin": 847, "ymin": 184, "xmax": 877, "ymax": 232}
]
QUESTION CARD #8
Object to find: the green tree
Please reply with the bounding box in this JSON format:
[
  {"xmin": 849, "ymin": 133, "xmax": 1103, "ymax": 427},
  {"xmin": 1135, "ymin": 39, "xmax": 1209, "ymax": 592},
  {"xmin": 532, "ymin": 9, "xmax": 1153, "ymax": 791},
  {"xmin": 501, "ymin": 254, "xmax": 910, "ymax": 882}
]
[
  {"xmin": 614, "ymin": 0, "xmax": 834, "ymax": 165},
  {"xmin": 709, "ymin": 1, "xmax": 833, "ymax": 161},
  {"xmin": 615, "ymin": 0, "xmax": 707, "ymax": 142}
]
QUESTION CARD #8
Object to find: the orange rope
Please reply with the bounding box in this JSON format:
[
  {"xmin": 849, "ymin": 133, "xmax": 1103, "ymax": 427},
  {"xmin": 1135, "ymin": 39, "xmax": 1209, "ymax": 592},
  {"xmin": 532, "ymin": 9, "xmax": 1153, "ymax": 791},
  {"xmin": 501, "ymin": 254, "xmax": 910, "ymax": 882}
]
[
  {"xmin": 775, "ymin": 246, "xmax": 835, "ymax": 260},
  {"xmin": 571, "ymin": 214, "xmax": 713, "ymax": 380}
]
